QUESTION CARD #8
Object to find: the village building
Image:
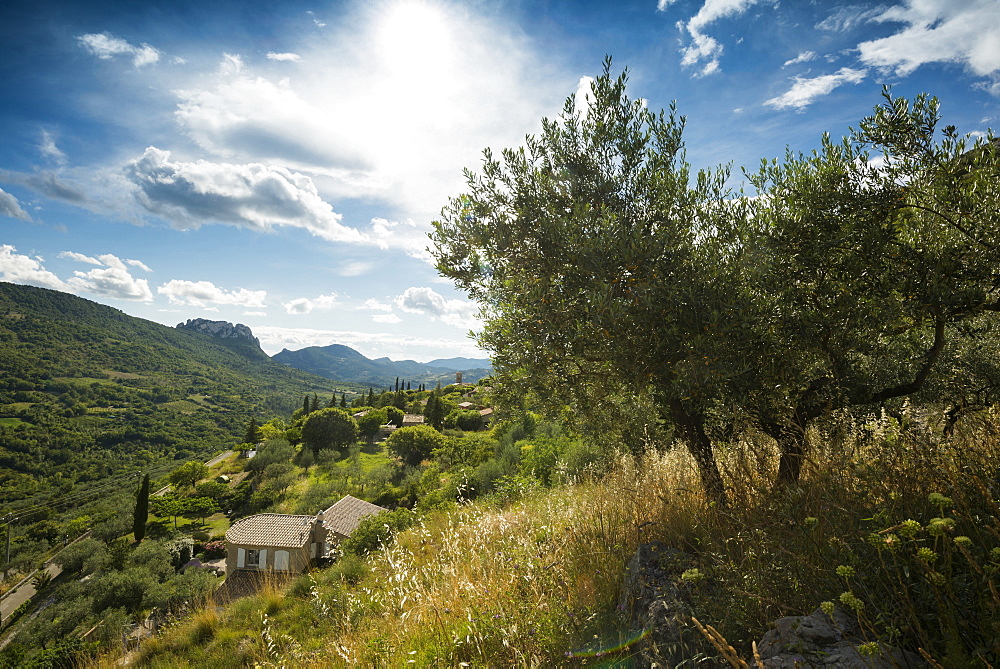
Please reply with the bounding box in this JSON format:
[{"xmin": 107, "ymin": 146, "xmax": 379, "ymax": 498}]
[{"xmin": 224, "ymin": 495, "xmax": 387, "ymax": 575}]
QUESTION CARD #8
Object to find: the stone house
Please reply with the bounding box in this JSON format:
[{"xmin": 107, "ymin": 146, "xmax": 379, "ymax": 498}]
[
  {"xmin": 225, "ymin": 513, "xmax": 326, "ymax": 574},
  {"xmin": 224, "ymin": 496, "xmax": 386, "ymax": 574},
  {"xmin": 320, "ymin": 495, "xmax": 386, "ymax": 548}
]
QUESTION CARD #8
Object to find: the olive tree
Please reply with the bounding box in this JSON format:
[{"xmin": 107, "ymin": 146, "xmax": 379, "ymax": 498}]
[
  {"xmin": 747, "ymin": 89, "xmax": 1000, "ymax": 482},
  {"xmin": 431, "ymin": 58, "xmax": 745, "ymax": 505}
]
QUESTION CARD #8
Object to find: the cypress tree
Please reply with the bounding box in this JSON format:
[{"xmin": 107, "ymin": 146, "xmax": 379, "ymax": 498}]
[
  {"xmin": 311, "ymin": 393, "xmax": 320, "ymax": 413},
  {"xmin": 302, "ymin": 395, "xmax": 311, "ymax": 415},
  {"xmin": 133, "ymin": 473, "xmax": 150, "ymax": 543},
  {"xmin": 395, "ymin": 377, "xmax": 399, "ymax": 392},
  {"xmin": 340, "ymin": 393, "xmax": 347, "ymax": 408}
]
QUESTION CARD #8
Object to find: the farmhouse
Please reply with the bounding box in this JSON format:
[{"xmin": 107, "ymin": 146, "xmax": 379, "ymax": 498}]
[
  {"xmin": 224, "ymin": 495, "xmax": 387, "ymax": 575},
  {"xmin": 225, "ymin": 513, "xmax": 325, "ymax": 573}
]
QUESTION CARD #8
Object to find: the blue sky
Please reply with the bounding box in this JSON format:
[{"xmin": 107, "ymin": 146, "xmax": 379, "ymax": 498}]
[{"xmin": 1, "ymin": 0, "xmax": 997, "ymax": 362}]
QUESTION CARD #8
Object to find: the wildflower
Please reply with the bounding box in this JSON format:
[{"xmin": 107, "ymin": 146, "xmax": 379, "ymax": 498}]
[
  {"xmin": 820, "ymin": 601, "xmax": 835, "ymax": 617},
  {"xmin": 925, "ymin": 571, "xmax": 946, "ymax": 587},
  {"xmin": 926, "ymin": 517, "xmax": 955, "ymax": 537},
  {"xmin": 991, "ymin": 547, "xmax": 1000, "ymax": 563},
  {"xmin": 858, "ymin": 642, "xmax": 880, "ymax": 657},
  {"xmin": 839, "ymin": 591, "xmax": 864, "ymax": 612},
  {"xmin": 681, "ymin": 568, "xmax": 705, "ymax": 583},
  {"xmin": 928, "ymin": 492, "xmax": 953, "ymax": 509},
  {"xmin": 898, "ymin": 519, "xmax": 922, "ymax": 538},
  {"xmin": 916, "ymin": 547, "xmax": 937, "ymax": 564},
  {"xmin": 953, "ymin": 536, "xmax": 972, "ymax": 547},
  {"xmin": 835, "ymin": 565, "xmax": 855, "ymax": 579},
  {"xmin": 803, "ymin": 517, "xmax": 819, "ymax": 529}
]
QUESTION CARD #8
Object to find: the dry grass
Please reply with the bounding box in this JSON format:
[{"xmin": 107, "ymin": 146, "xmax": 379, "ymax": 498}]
[{"xmin": 118, "ymin": 408, "xmax": 1000, "ymax": 667}]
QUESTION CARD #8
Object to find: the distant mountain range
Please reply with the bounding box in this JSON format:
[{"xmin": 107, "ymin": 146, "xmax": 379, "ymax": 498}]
[{"xmin": 271, "ymin": 344, "xmax": 491, "ymax": 387}]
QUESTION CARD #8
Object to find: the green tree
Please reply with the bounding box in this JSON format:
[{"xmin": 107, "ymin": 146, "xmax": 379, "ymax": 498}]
[
  {"xmin": 746, "ymin": 89, "xmax": 1000, "ymax": 483},
  {"xmin": 149, "ymin": 495, "xmax": 187, "ymax": 529},
  {"xmin": 386, "ymin": 424, "xmax": 447, "ymax": 467},
  {"xmin": 424, "ymin": 394, "xmax": 445, "ymax": 431},
  {"xmin": 133, "ymin": 473, "xmax": 150, "ymax": 543},
  {"xmin": 430, "ymin": 59, "xmax": 739, "ymax": 504},
  {"xmin": 243, "ymin": 417, "xmax": 261, "ymax": 445},
  {"xmin": 168, "ymin": 461, "xmax": 209, "ymax": 490},
  {"xmin": 301, "ymin": 407, "xmax": 359, "ymax": 458},
  {"xmin": 357, "ymin": 408, "xmax": 388, "ymax": 443},
  {"xmin": 340, "ymin": 393, "xmax": 348, "ymax": 408},
  {"xmin": 384, "ymin": 406, "xmax": 404, "ymax": 427}
]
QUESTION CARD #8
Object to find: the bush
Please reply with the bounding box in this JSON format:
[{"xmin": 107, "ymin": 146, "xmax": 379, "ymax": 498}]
[{"xmin": 342, "ymin": 507, "xmax": 416, "ymax": 556}]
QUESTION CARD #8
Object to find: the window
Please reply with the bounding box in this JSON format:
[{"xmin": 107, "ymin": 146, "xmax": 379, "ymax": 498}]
[{"xmin": 247, "ymin": 549, "xmax": 260, "ymax": 566}]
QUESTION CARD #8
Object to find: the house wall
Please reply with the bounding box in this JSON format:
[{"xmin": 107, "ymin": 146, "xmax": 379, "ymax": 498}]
[{"xmin": 224, "ymin": 524, "xmax": 328, "ymax": 574}]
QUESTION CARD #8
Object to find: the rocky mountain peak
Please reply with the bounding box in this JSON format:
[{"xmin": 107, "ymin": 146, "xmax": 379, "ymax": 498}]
[{"xmin": 176, "ymin": 318, "xmax": 260, "ymax": 348}]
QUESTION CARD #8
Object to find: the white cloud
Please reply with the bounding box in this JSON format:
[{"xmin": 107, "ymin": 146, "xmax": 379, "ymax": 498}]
[
  {"xmin": 661, "ymin": 0, "xmax": 766, "ymax": 75},
  {"xmin": 362, "ymin": 298, "xmax": 393, "ymax": 312},
  {"xmin": 0, "ymin": 245, "xmax": 68, "ymax": 290},
  {"xmin": 782, "ymin": 51, "xmax": 817, "ymax": 68},
  {"xmin": 394, "ymin": 286, "xmax": 479, "ymax": 329},
  {"xmin": 243, "ymin": 310, "xmax": 267, "ymax": 317},
  {"xmin": 816, "ymin": 5, "xmax": 887, "ymax": 32},
  {"xmin": 158, "ymin": 279, "xmax": 266, "ymax": 307},
  {"xmin": 283, "ymin": 292, "xmax": 339, "ymax": 314},
  {"xmin": 126, "ymin": 259, "xmax": 152, "ymax": 272},
  {"xmin": 339, "ymin": 261, "xmax": 374, "ymax": 277},
  {"xmin": 39, "ymin": 130, "xmax": 67, "ymax": 165},
  {"xmin": 372, "ymin": 313, "xmax": 402, "ymax": 324},
  {"xmin": 857, "ymin": 0, "xmax": 1000, "ymax": 77},
  {"xmin": 219, "ymin": 53, "xmax": 244, "ymax": 76},
  {"xmin": 367, "ymin": 217, "xmax": 430, "ymax": 259},
  {"xmin": 266, "ymin": 52, "xmax": 301, "ymax": 62},
  {"xmin": 0, "ymin": 188, "xmax": 31, "ymax": 221},
  {"xmin": 66, "ymin": 253, "xmax": 153, "ymax": 301},
  {"xmin": 124, "ymin": 146, "xmax": 366, "ymax": 243},
  {"xmin": 77, "ymin": 32, "xmax": 161, "ymax": 68},
  {"xmin": 169, "ymin": 2, "xmax": 561, "ymax": 224},
  {"xmin": 764, "ymin": 67, "xmax": 867, "ymax": 110},
  {"xmin": 58, "ymin": 251, "xmax": 102, "ymax": 265}
]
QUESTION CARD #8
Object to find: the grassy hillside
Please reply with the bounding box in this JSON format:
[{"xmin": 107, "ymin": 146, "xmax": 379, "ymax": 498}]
[{"xmin": 122, "ymin": 411, "xmax": 1000, "ymax": 668}]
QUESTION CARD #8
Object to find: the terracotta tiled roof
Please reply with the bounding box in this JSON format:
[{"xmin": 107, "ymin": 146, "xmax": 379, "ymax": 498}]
[
  {"xmin": 321, "ymin": 495, "xmax": 386, "ymax": 537},
  {"xmin": 225, "ymin": 513, "xmax": 317, "ymax": 548}
]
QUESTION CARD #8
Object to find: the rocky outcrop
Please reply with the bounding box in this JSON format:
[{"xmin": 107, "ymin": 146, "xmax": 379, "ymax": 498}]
[
  {"xmin": 617, "ymin": 542, "xmax": 707, "ymax": 667},
  {"xmin": 176, "ymin": 319, "xmax": 260, "ymax": 348},
  {"xmin": 618, "ymin": 543, "xmax": 926, "ymax": 668},
  {"xmin": 758, "ymin": 606, "xmax": 925, "ymax": 668}
]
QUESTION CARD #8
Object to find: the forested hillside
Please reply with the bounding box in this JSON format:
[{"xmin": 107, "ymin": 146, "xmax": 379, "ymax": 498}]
[
  {"xmin": 272, "ymin": 343, "xmax": 491, "ymax": 386},
  {"xmin": 0, "ymin": 282, "xmax": 358, "ymax": 575}
]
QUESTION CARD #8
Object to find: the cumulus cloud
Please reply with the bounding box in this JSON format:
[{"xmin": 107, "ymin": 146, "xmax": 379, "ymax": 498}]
[
  {"xmin": 362, "ymin": 298, "xmax": 393, "ymax": 312},
  {"xmin": 283, "ymin": 292, "xmax": 339, "ymax": 314},
  {"xmin": 764, "ymin": 67, "xmax": 867, "ymax": 110},
  {"xmin": 266, "ymin": 52, "xmax": 301, "ymax": 62},
  {"xmin": 659, "ymin": 0, "xmax": 766, "ymax": 76},
  {"xmin": 169, "ymin": 3, "xmax": 560, "ymax": 223},
  {"xmin": 124, "ymin": 147, "xmax": 366, "ymax": 243},
  {"xmin": 126, "ymin": 259, "xmax": 152, "ymax": 272},
  {"xmin": 158, "ymin": 279, "xmax": 266, "ymax": 307},
  {"xmin": 0, "ymin": 245, "xmax": 68, "ymax": 290},
  {"xmin": 58, "ymin": 251, "xmax": 102, "ymax": 265},
  {"xmin": 857, "ymin": 1, "xmax": 1000, "ymax": 77},
  {"xmin": 0, "ymin": 187, "xmax": 31, "ymax": 221},
  {"xmin": 782, "ymin": 51, "xmax": 817, "ymax": 68},
  {"xmin": 394, "ymin": 286, "xmax": 479, "ymax": 329},
  {"xmin": 77, "ymin": 32, "xmax": 161, "ymax": 68},
  {"xmin": 66, "ymin": 253, "xmax": 153, "ymax": 301}
]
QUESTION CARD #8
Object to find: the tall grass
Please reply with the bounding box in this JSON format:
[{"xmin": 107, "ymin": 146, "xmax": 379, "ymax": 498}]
[{"xmin": 117, "ymin": 407, "xmax": 1000, "ymax": 666}]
